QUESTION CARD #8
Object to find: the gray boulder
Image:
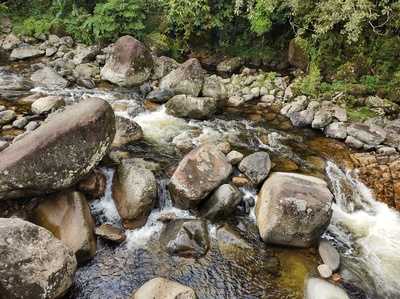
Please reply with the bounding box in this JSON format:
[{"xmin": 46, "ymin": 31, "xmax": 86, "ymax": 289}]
[
  {"xmin": 238, "ymin": 152, "xmax": 271, "ymax": 185},
  {"xmin": 151, "ymin": 56, "xmax": 180, "ymax": 80},
  {"xmin": 10, "ymin": 46, "xmax": 44, "ymax": 60},
  {"xmin": 131, "ymin": 277, "xmax": 196, "ymax": 299},
  {"xmin": 0, "ymin": 98, "xmax": 115, "ymax": 200},
  {"xmin": 256, "ymin": 172, "xmax": 333, "ymax": 247},
  {"xmin": 347, "ymin": 123, "xmax": 386, "ymax": 146},
  {"xmin": 199, "ymin": 184, "xmax": 242, "ymax": 220},
  {"xmin": 112, "ymin": 160, "xmax": 157, "ymax": 229},
  {"xmin": 34, "ymin": 191, "xmax": 96, "ymax": 264},
  {"xmin": 0, "ymin": 109, "xmax": 16, "ymax": 125},
  {"xmin": 226, "ymin": 150, "xmax": 244, "ymax": 165},
  {"xmin": 280, "ymin": 96, "xmax": 308, "ymax": 117},
  {"xmin": 73, "ymin": 44, "xmax": 100, "ymax": 64},
  {"xmin": 160, "ymin": 58, "xmax": 205, "ymax": 96},
  {"xmin": 312, "ymin": 108, "xmax": 332, "ymax": 129},
  {"xmin": 202, "ymin": 75, "xmax": 227, "ymax": 99},
  {"xmin": 146, "ymin": 88, "xmax": 175, "ymax": 103},
  {"xmin": 31, "ymin": 95, "xmax": 65, "ymax": 114},
  {"xmin": 0, "ymin": 218, "xmax": 77, "ymax": 299},
  {"xmin": 169, "ymin": 144, "xmax": 232, "ymax": 209},
  {"xmin": 31, "ymin": 67, "xmax": 68, "ymax": 89},
  {"xmin": 160, "ymin": 219, "xmax": 209, "ymax": 258},
  {"xmin": 101, "ymin": 36, "xmax": 153, "ymax": 87},
  {"xmin": 112, "ymin": 116, "xmax": 143, "ymax": 147},
  {"xmin": 166, "ymin": 95, "xmax": 218, "ymax": 120},
  {"xmin": 1, "ymin": 33, "xmax": 21, "ymax": 50},
  {"xmin": 325, "ymin": 122, "xmax": 347, "ymax": 139}
]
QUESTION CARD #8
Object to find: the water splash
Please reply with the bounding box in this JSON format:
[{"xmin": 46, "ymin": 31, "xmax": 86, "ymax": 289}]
[
  {"xmin": 326, "ymin": 161, "xmax": 400, "ymax": 298},
  {"xmin": 90, "ymin": 168, "xmax": 120, "ymax": 225}
]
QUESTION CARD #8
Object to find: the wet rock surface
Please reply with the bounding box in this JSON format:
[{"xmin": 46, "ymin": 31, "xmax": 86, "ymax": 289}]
[{"xmin": 160, "ymin": 219, "xmax": 210, "ymax": 258}]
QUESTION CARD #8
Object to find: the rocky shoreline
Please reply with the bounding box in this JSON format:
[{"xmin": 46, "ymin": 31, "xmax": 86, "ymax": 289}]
[{"xmin": 0, "ymin": 26, "xmax": 398, "ymax": 298}]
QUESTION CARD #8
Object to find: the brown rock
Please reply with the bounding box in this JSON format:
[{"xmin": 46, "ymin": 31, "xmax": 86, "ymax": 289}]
[
  {"xmin": 95, "ymin": 224, "xmax": 126, "ymax": 243},
  {"xmin": 77, "ymin": 169, "xmax": 107, "ymax": 199},
  {"xmin": 33, "ymin": 191, "xmax": 97, "ymax": 264}
]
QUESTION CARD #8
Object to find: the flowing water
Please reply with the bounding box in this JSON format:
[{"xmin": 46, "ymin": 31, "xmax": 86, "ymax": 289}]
[{"xmin": 2, "ymin": 74, "xmax": 399, "ymax": 298}]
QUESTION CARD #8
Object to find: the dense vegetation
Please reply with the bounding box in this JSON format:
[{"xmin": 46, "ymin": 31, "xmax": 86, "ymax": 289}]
[{"xmin": 2, "ymin": 0, "xmax": 400, "ymax": 103}]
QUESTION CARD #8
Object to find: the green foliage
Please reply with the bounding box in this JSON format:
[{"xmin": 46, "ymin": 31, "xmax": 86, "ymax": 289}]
[
  {"xmin": 0, "ymin": 3, "xmax": 8, "ymax": 16},
  {"xmin": 81, "ymin": 0, "xmax": 147, "ymax": 43}
]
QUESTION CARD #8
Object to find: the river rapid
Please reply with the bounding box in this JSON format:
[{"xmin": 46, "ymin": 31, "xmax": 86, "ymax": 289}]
[{"xmin": 3, "ymin": 72, "xmax": 400, "ymax": 298}]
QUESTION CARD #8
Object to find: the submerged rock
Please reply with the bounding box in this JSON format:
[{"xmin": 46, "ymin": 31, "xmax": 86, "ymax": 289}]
[
  {"xmin": 0, "ymin": 98, "xmax": 115, "ymax": 200},
  {"xmin": 256, "ymin": 172, "xmax": 333, "ymax": 247},
  {"xmin": 238, "ymin": 152, "xmax": 271, "ymax": 185},
  {"xmin": 166, "ymin": 95, "xmax": 218, "ymax": 120},
  {"xmin": 305, "ymin": 278, "xmax": 349, "ymax": 299},
  {"xmin": 101, "ymin": 35, "xmax": 153, "ymax": 87},
  {"xmin": 112, "ymin": 160, "xmax": 157, "ymax": 229},
  {"xmin": 0, "ymin": 218, "xmax": 77, "ymax": 299},
  {"xmin": 131, "ymin": 277, "xmax": 196, "ymax": 299},
  {"xmin": 34, "ymin": 191, "xmax": 97, "ymax": 264},
  {"xmin": 160, "ymin": 58, "xmax": 206, "ymax": 96},
  {"xmin": 169, "ymin": 144, "xmax": 232, "ymax": 209},
  {"xmin": 199, "ymin": 184, "xmax": 242, "ymax": 220},
  {"xmin": 160, "ymin": 219, "xmax": 209, "ymax": 258}
]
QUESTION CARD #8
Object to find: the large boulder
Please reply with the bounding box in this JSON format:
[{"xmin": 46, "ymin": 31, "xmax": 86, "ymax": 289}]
[
  {"xmin": 112, "ymin": 116, "xmax": 143, "ymax": 147},
  {"xmin": 30, "ymin": 67, "xmax": 68, "ymax": 89},
  {"xmin": 0, "ymin": 218, "xmax": 77, "ymax": 299},
  {"xmin": 160, "ymin": 219, "xmax": 209, "ymax": 258},
  {"xmin": 199, "ymin": 184, "xmax": 242, "ymax": 220},
  {"xmin": 0, "ymin": 98, "xmax": 115, "ymax": 200},
  {"xmin": 112, "ymin": 160, "xmax": 157, "ymax": 229},
  {"xmin": 238, "ymin": 152, "xmax": 271, "ymax": 185},
  {"xmin": 169, "ymin": 144, "xmax": 232, "ymax": 209},
  {"xmin": 101, "ymin": 36, "xmax": 153, "ymax": 87},
  {"xmin": 131, "ymin": 277, "xmax": 196, "ymax": 299},
  {"xmin": 217, "ymin": 57, "xmax": 244, "ymax": 74},
  {"xmin": 160, "ymin": 58, "xmax": 206, "ymax": 96},
  {"xmin": 165, "ymin": 95, "xmax": 218, "ymax": 120},
  {"xmin": 33, "ymin": 191, "xmax": 97, "ymax": 264},
  {"xmin": 256, "ymin": 172, "xmax": 333, "ymax": 247}
]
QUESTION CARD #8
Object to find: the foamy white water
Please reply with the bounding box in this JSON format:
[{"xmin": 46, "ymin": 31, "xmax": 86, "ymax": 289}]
[
  {"xmin": 326, "ymin": 162, "xmax": 400, "ymax": 298},
  {"xmin": 90, "ymin": 168, "xmax": 120, "ymax": 224},
  {"xmin": 133, "ymin": 106, "xmax": 188, "ymax": 144}
]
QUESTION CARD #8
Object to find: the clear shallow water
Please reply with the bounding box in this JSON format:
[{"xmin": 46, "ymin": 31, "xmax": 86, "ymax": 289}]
[{"xmin": 30, "ymin": 86, "xmax": 399, "ymax": 299}]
